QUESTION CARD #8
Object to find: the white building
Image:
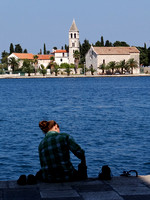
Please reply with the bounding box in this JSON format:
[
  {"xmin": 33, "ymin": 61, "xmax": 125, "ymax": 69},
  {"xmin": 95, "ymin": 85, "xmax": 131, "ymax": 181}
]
[
  {"xmin": 7, "ymin": 53, "xmax": 54, "ymax": 70},
  {"xmin": 86, "ymin": 46, "xmax": 140, "ymax": 74},
  {"xmin": 52, "ymin": 49, "xmax": 69, "ymax": 65},
  {"xmin": 69, "ymin": 19, "xmax": 80, "ymax": 64}
]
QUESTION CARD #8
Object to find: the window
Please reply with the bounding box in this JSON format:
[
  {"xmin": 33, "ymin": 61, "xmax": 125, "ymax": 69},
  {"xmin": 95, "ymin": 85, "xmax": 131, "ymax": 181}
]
[
  {"xmin": 60, "ymin": 59, "xmax": 62, "ymax": 62},
  {"xmin": 74, "ymin": 33, "xmax": 76, "ymax": 38},
  {"xmin": 71, "ymin": 33, "xmax": 73, "ymax": 38},
  {"xmin": 72, "ymin": 43, "xmax": 75, "ymax": 47}
]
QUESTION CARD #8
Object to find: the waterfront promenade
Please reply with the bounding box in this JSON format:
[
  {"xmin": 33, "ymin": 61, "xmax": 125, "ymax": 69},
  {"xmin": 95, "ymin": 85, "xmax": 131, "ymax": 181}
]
[
  {"xmin": 0, "ymin": 175, "xmax": 150, "ymax": 200},
  {"xmin": 0, "ymin": 73, "xmax": 150, "ymax": 79}
]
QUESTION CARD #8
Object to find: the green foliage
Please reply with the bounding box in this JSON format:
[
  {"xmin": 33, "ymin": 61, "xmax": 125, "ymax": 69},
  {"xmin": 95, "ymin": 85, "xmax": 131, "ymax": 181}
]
[
  {"xmin": 80, "ymin": 39, "xmax": 91, "ymax": 64},
  {"xmin": 1, "ymin": 51, "xmax": 9, "ymax": 64},
  {"xmin": 113, "ymin": 41, "xmax": 129, "ymax": 47},
  {"xmin": 8, "ymin": 57, "xmax": 19, "ymax": 72},
  {"xmin": 53, "ymin": 64, "xmax": 60, "ymax": 76},
  {"xmin": 105, "ymin": 40, "xmax": 113, "ymax": 47},
  {"xmin": 22, "ymin": 59, "xmax": 34, "ymax": 76},
  {"xmin": 40, "ymin": 64, "xmax": 47, "ymax": 76},
  {"xmin": 137, "ymin": 46, "xmax": 149, "ymax": 66},
  {"xmin": 44, "ymin": 43, "xmax": 46, "ymax": 55},
  {"xmin": 15, "ymin": 44, "xmax": 22, "ymax": 53},
  {"xmin": 63, "ymin": 63, "xmax": 72, "ymax": 76},
  {"xmin": 9, "ymin": 43, "xmax": 14, "ymax": 54}
]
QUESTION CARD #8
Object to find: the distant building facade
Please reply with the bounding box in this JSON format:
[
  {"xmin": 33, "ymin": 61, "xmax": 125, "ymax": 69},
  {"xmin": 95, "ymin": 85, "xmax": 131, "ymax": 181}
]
[
  {"xmin": 86, "ymin": 46, "xmax": 140, "ymax": 74},
  {"xmin": 7, "ymin": 53, "xmax": 54, "ymax": 70}
]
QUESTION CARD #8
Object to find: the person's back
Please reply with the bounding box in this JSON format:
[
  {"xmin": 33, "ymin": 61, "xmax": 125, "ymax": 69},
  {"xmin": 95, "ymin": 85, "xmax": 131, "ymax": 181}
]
[{"xmin": 38, "ymin": 120, "xmax": 87, "ymax": 182}]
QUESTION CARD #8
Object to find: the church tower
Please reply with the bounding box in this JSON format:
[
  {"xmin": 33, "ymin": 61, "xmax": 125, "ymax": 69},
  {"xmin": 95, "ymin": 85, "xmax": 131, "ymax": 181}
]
[{"xmin": 69, "ymin": 19, "xmax": 80, "ymax": 64}]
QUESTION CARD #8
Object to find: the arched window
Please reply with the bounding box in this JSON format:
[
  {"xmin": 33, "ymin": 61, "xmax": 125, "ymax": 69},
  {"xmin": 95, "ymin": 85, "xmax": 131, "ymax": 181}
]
[
  {"xmin": 71, "ymin": 33, "xmax": 73, "ymax": 38},
  {"xmin": 74, "ymin": 33, "xmax": 76, "ymax": 38}
]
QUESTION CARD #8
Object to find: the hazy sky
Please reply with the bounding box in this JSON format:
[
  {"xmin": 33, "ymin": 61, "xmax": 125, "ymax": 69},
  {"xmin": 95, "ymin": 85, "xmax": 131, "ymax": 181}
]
[{"xmin": 0, "ymin": 0, "xmax": 150, "ymax": 56}]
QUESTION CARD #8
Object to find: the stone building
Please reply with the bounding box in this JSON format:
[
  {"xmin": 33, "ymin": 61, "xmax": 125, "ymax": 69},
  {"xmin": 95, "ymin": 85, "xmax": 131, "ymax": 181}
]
[{"xmin": 85, "ymin": 46, "xmax": 140, "ymax": 74}]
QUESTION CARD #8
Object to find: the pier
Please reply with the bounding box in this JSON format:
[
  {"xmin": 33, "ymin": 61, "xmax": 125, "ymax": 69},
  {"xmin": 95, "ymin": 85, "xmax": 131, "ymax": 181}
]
[{"xmin": 0, "ymin": 175, "xmax": 150, "ymax": 199}]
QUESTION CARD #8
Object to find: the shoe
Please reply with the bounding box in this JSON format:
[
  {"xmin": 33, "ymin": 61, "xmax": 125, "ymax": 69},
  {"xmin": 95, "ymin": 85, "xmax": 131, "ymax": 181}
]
[
  {"xmin": 17, "ymin": 175, "xmax": 27, "ymax": 185},
  {"xmin": 27, "ymin": 174, "xmax": 37, "ymax": 185}
]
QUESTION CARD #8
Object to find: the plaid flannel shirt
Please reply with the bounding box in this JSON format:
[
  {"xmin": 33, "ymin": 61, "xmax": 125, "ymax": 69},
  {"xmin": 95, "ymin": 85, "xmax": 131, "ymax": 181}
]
[{"xmin": 38, "ymin": 131, "xmax": 85, "ymax": 182}]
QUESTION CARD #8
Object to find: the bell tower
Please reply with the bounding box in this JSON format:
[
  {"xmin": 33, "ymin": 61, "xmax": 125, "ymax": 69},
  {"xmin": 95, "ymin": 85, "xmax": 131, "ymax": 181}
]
[{"xmin": 69, "ymin": 19, "xmax": 79, "ymax": 64}]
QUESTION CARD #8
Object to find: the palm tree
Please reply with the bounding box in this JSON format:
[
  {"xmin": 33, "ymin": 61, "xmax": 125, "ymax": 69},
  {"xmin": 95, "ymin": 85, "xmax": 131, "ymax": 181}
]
[
  {"xmin": 22, "ymin": 59, "xmax": 34, "ymax": 76},
  {"xmin": 53, "ymin": 64, "xmax": 60, "ymax": 76},
  {"xmin": 106, "ymin": 61, "xmax": 116, "ymax": 74},
  {"xmin": 40, "ymin": 64, "xmax": 47, "ymax": 76},
  {"xmin": 8, "ymin": 57, "xmax": 19, "ymax": 72},
  {"xmin": 127, "ymin": 58, "xmax": 138, "ymax": 74},
  {"xmin": 73, "ymin": 50, "xmax": 80, "ymax": 74},
  {"xmin": 117, "ymin": 60, "xmax": 127, "ymax": 74},
  {"xmin": 99, "ymin": 63, "xmax": 105, "ymax": 74},
  {"xmin": 90, "ymin": 65, "xmax": 96, "ymax": 75},
  {"xmin": 64, "ymin": 63, "xmax": 72, "ymax": 76},
  {"xmin": 33, "ymin": 55, "xmax": 38, "ymax": 75}
]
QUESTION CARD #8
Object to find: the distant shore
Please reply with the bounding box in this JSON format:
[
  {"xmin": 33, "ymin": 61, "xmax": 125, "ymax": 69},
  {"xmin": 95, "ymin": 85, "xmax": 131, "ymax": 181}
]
[{"xmin": 0, "ymin": 73, "xmax": 150, "ymax": 79}]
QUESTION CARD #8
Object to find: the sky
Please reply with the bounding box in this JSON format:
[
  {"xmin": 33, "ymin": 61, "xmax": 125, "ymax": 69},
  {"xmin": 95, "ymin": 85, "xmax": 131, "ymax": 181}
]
[{"xmin": 0, "ymin": 0, "xmax": 150, "ymax": 57}]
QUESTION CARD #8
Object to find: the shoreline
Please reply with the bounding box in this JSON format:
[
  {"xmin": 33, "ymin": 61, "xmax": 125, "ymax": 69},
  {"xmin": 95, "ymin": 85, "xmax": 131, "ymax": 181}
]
[{"xmin": 0, "ymin": 73, "xmax": 150, "ymax": 79}]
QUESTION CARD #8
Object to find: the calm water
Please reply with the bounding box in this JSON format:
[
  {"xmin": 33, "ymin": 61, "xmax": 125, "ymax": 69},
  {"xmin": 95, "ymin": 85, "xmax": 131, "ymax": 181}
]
[{"xmin": 0, "ymin": 77, "xmax": 150, "ymax": 180}]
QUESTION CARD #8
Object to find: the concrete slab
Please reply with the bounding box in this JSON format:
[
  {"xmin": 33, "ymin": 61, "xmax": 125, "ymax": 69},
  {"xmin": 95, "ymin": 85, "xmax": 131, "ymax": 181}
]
[
  {"xmin": 81, "ymin": 191, "xmax": 123, "ymax": 200},
  {"xmin": 112, "ymin": 185, "xmax": 150, "ymax": 196},
  {"xmin": 0, "ymin": 181, "xmax": 8, "ymax": 189},
  {"xmin": 3, "ymin": 188, "xmax": 41, "ymax": 200},
  {"xmin": 122, "ymin": 195, "xmax": 150, "ymax": 200},
  {"xmin": 40, "ymin": 189, "xmax": 80, "ymax": 199}
]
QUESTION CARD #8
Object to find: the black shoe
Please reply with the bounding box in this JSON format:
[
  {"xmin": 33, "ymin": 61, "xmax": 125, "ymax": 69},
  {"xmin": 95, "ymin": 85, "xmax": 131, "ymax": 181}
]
[
  {"xmin": 17, "ymin": 175, "xmax": 27, "ymax": 185},
  {"xmin": 27, "ymin": 174, "xmax": 37, "ymax": 185}
]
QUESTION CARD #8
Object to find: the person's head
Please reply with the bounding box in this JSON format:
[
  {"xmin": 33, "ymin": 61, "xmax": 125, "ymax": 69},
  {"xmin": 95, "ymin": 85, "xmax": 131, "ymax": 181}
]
[{"xmin": 39, "ymin": 120, "xmax": 60, "ymax": 134}]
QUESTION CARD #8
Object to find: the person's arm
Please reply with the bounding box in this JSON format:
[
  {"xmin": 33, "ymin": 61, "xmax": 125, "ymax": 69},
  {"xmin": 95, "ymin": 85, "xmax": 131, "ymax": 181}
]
[{"xmin": 67, "ymin": 135, "xmax": 85, "ymax": 162}]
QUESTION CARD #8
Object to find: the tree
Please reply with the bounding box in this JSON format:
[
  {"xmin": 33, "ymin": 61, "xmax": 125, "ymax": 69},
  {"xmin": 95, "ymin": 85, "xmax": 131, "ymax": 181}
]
[
  {"xmin": 24, "ymin": 49, "xmax": 28, "ymax": 53},
  {"xmin": 101, "ymin": 36, "xmax": 104, "ymax": 46},
  {"xmin": 73, "ymin": 50, "xmax": 80, "ymax": 74},
  {"xmin": 39, "ymin": 64, "xmax": 47, "ymax": 76},
  {"xmin": 137, "ymin": 46, "xmax": 149, "ymax": 66},
  {"xmin": 7, "ymin": 57, "xmax": 19, "ymax": 72},
  {"xmin": 105, "ymin": 40, "xmax": 113, "ymax": 47},
  {"xmin": 80, "ymin": 39, "xmax": 91, "ymax": 64},
  {"xmin": 15, "ymin": 44, "xmax": 22, "ymax": 53},
  {"xmin": 126, "ymin": 58, "xmax": 138, "ymax": 74},
  {"xmin": 99, "ymin": 63, "xmax": 106, "ymax": 74},
  {"xmin": 65, "ymin": 44, "xmax": 69, "ymax": 52},
  {"xmin": 53, "ymin": 64, "xmax": 60, "ymax": 76},
  {"xmin": 106, "ymin": 61, "xmax": 116, "ymax": 74},
  {"xmin": 1, "ymin": 51, "xmax": 9, "ymax": 64},
  {"xmin": 113, "ymin": 41, "xmax": 129, "ymax": 47},
  {"xmin": 22, "ymin": 59, "xmax": 34, "ymax": 76},
  {"xmin": 9, "ymin": 43, "xmax": 14, "ymax": 54},
  {"xmin": 44, "ymin": 43, "xmax": 46, "ymax": 54},
  {"xmin": 95, "ymin": 40, "xmax": 101, "ymax": 47},
  {"xmin": 117, "ymin": 60, "xmax": 127, "ymax": 74},
  {"xmin": 90, "ymin": 65, "xmax": 96, "ymax": 75},
  {"xmin": 63, "ymin": 63, "xmax": 72, "ymax": 76},
  {"xmin": 33, "ymin": 55, "xmax": 38, "ymax": 74}
]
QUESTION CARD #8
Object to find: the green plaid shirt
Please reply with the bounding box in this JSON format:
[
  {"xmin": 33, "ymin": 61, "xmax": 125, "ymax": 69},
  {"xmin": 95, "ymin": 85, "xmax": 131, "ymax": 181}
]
[{"xmin": 38, "ymin": 131, "xmax": 85, "ymax": 182}]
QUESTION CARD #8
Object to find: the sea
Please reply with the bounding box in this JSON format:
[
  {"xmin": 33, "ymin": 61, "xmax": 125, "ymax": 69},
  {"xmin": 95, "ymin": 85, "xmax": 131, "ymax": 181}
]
[{"xmin": 0, "ymin": 76, "xmax": 150, "ymax": 180}]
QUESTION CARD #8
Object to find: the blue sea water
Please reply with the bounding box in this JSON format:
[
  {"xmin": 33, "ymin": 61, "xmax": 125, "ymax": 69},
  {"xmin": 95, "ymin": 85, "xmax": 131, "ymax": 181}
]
[{"xmin": 0, "ymin": 76, "xmax": 150, "ymax": 180}]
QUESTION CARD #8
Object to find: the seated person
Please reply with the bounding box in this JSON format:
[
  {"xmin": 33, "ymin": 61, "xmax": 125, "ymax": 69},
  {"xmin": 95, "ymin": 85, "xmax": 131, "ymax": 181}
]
[{"xmin": 38, "ymin": 120, "xmax": 87, "ymax": 182}]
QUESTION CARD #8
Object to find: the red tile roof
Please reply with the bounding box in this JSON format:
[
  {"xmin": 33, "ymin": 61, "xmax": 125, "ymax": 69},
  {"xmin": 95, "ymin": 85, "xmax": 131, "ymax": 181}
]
[
  {"xmin": 93, "ymin": 47, "xmax": 140, "ymax": 55},
  {"xmin": 37, "ymin": 55, "xmax": 54, "ymax": 60},
  {"xmin": 12, "ymin": 53, "xmax": 54, "ymax": 60},
  {"xmin": 53, "ymin": 50, "xmax": 67, "ymax": 53},
  {"xmin": 13, "ymin": 53, "xmax": 34, "ymax": 59}
]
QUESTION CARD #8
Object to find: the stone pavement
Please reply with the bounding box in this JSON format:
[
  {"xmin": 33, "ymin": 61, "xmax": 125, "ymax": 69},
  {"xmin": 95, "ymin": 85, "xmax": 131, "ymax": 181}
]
[{"xmin": 0, "ymin": 176, "xmax": 150, "ymax": 200}]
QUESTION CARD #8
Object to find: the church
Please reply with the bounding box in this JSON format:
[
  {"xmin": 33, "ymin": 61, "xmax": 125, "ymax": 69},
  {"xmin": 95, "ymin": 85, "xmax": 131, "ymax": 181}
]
[{"xmin": 7, "ymin": 20, "xmax": 80, "ymax": 70}]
